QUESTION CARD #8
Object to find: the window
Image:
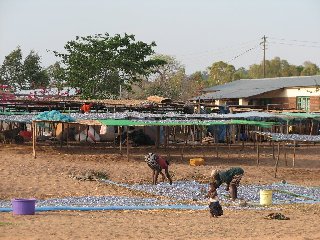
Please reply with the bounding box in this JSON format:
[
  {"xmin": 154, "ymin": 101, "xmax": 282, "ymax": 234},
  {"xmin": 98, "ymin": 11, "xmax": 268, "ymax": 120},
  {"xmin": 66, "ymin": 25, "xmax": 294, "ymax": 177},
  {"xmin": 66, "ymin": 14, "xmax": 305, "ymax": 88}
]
[
  {"xmin": 296, "ymin": 97, "xmax": 310, "ymax": 111},
  {"xmin": 259, "ymin": 98, "xmax": 272, "ymax": 106}
]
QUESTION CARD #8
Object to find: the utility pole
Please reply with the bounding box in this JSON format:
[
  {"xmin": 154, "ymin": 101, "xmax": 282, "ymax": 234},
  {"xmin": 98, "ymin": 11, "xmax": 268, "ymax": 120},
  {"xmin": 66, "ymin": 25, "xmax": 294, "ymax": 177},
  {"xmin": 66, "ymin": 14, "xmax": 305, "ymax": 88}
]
[{"xmin": 261, "ymin": 35, "xmax": 267, "ymax": 78}]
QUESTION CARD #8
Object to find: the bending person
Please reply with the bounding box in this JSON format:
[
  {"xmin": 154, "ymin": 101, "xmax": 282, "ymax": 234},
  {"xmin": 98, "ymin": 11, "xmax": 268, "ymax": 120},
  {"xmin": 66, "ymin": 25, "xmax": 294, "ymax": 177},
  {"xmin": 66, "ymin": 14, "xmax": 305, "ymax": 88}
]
[
  {"xmin": 145, "ymin": 153, "xmax": 173, "ymax": 185},
  {"xmin": 213, "ymin": 167, "xmax": 244, "ymax": 200},
  {"xmin": 207, "ymin": 169, "xmax": 223, "ymax": 218}
]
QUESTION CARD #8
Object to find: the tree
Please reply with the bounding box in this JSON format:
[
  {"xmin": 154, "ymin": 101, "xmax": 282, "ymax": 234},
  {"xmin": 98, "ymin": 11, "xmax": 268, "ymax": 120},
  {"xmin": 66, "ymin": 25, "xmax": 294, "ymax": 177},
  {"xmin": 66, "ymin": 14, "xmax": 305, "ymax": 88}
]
[
  {"xmin": 46, "ymin": 62, "xmax": 66, "ymax": 90},
  {"xmin": 184, "ymin": 71, "xmax": 208, "ymax": 99},
  {"xmin": 0, "ymin": 47, "xmax": 49, "ymax": 90},
  {"xmin": 233, "ymin": 67, "xmax": 249, "ymax": 80},
  {"xmin": 208, "ymin": 61, "xmax": 236, "ymax": 86},
  {"xmin": 143, "ymin": 54, "xmax": 186, "ymax": 100},
  {"xmin": 301, "ymin": 61, "xmax": 320, "ymax": 76},
  {"xmin": 54, "ymin": 33, "xmax": 166, "ymax": 99},
  {"xmin": 23, "ymin": 50, "xmax": 49, "ymax": 89},
  {"xmin": 248, "ymin": 57, "xmax": 301, "ymax": 79},
  {"xmin": 0, "ymin": 47, "xmax": 24, "ymax": 88}
]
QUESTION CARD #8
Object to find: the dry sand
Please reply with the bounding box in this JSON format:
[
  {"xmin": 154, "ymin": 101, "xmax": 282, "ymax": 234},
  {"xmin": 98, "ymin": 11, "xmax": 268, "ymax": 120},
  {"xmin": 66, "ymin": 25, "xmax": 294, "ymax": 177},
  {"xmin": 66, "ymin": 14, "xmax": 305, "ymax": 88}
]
[{"xmin": 1, "ymin": 142, "xmax": 320, "ymax": 239}]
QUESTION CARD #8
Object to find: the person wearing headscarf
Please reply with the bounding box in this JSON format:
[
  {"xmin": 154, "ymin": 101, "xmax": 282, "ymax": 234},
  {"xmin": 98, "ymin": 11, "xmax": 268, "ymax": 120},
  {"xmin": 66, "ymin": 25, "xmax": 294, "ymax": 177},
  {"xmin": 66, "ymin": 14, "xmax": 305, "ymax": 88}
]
[{"xmin": 144, "ymin": 153, "xmax": 172, "ymax": 185}]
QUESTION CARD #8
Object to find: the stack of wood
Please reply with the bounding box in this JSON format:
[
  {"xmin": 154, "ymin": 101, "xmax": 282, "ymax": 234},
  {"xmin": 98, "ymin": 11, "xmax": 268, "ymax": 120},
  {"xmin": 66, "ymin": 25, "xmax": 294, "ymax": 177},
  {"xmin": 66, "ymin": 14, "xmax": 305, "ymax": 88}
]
[
  {"xmin": 147, "ymin": 95, "xmax": 172, "ymax": 104},
  {"xmin": 202, "ymin": 136, "xmax": 214, "ymax": 144}
]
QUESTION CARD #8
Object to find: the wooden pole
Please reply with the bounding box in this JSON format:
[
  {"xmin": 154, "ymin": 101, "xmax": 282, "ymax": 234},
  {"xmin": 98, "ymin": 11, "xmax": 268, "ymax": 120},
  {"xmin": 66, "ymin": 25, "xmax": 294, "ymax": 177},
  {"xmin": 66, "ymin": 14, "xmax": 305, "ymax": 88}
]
[
  {"xmin": 119, "ymin": 127, "xmax": 122, "ymax": 154},
  {"xmin": 126, "ymin": 129, "xmax": 129, "ymax": 161},
  {"xmin": 293, "ymin": 140, "xmax": 296, "ymax": 167},
  {"xmin": 60, "ymin": 122, "xmax": 64, "ymax": 148},
  {"xmin": 256, "ymin": 136, "xmax": 260, "ymax": 166},
  {"xmin": 164, "ymin": 126, "xmax": 168, "ymax": 149},
  {"xmin": 310, "ymin": 120, "xmax": 314, "ymax": 135},
  {"xmin": 283, "ymin": 142, "xmax": 287, "ymax": 166},
  {"xmin": 66, "ymin": 123, "xmax": 69, "ymax": 148},
  {"xmin": 156, "ymin": 126, "xmax": 160, "ymax": 149},
  {"xmin": 215, "ymin": 128, "xmax": 219, "ymax": 158},
  {"xmin": 78, "ymin": 124, "xmax": 81, "ymax": 142},
  {"xmin": 274, "ymin": 142, "xmax": 280, "ymax": 178},
  {"xmin": 192, "ymin": 125, "xmax": 195, "ymax": 142},
  {"xmin": 272, "ymin": 141, "xmax": 275, "ymax": 161},
  {"xmin": 181, "ymin": 127, "xmax": 188, "ymax": 161},
  {"xmin": 32, "ymin": 121, "xmax": 37, "ymax": 159}
]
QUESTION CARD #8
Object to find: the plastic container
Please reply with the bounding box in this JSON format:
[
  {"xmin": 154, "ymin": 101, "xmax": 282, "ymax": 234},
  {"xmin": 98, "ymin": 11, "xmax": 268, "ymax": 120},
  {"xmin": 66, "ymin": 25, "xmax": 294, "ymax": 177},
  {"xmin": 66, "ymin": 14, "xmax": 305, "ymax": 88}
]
[
  {"xmin": 189, "ymin": 158, "xmax": 205, "ymax": 166},
  {"xmin": 12, "ymin": 198, "xmax": 36, "ymax": 215},
  {"xmin": 260, "ymin": 190, "xmax": 273, "ymax": 205}
]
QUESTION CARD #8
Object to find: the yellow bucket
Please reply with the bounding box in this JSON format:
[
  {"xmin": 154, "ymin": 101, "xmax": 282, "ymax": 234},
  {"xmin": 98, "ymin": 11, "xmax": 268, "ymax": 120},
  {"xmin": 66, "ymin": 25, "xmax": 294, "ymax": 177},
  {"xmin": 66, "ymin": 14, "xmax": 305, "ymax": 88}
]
[
  {"xmin": 189, "ymin": 158, "xmax": 205, "ymax": 166},
  {"xmin": 260, "ymin": 190, "xmax": 273, "ymax": 205}
]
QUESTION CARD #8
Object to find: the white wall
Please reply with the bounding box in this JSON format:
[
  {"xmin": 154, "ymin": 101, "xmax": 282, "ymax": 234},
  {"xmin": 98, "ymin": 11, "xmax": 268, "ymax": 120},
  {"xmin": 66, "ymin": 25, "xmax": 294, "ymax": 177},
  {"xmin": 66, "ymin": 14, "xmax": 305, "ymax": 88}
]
[{"xmin": 254, "ymin": 87, "xmax": 320, "ymax": 98}]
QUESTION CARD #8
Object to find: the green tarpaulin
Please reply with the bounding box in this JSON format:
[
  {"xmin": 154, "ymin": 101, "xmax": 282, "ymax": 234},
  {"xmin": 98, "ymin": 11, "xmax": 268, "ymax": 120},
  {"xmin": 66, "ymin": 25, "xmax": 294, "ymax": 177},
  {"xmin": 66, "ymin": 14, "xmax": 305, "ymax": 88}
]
[
  {"xmin": 98, "ymin": 119, "xmax": 277, "ymax": 128},
  {"xmin": 280, "ymin": 112, "xmax": 320, "ymax": 119}
]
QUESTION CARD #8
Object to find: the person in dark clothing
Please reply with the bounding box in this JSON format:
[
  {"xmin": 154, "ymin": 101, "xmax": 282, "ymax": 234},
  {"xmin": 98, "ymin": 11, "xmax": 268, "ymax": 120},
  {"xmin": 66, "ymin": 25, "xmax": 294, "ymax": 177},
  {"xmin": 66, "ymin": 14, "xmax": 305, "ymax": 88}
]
[
  {"xmin": 207, "ymin": 169, "xmax": 223, "ymax": 218},
  {"xmin": 213, "ymin": 167, "xmax": 244, "ymax": 200}
]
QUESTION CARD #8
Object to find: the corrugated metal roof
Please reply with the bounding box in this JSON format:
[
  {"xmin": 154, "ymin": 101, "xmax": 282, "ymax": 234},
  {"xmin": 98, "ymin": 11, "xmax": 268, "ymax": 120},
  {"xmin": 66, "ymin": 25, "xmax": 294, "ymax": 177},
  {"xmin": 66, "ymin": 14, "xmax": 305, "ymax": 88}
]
[{"xmin": 194, "ymin": 75, "xmax": 320, "ymax": 100}]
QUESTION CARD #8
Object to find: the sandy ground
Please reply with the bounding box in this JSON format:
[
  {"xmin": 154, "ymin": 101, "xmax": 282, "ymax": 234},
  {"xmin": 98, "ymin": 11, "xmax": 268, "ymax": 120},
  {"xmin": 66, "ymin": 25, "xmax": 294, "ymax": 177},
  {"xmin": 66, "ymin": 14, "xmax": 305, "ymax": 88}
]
[{"xmin": 1, "ymin": 142, "xmax": 320, "ymax": 239}]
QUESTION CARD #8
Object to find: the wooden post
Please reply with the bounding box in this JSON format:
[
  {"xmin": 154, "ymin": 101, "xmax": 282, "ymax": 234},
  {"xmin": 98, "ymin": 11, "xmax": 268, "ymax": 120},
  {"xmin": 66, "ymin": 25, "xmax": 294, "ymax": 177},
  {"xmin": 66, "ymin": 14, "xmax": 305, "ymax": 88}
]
[
  {"xmin": 32, "ymin": 121, "xmax": 37, "ymax": 159},
  {"xmin": 185, "ymin": 126, "xmax": 188, "ymax": 145},
  {"xmin": 93, "ymin": 124, "xmax": 96, "ymax": 144},
  {"xmin": 126, "ymin": 129, "xmax": 129, "ymax": 161},
  {"xmin": 256, "ymin": 137, "xmax": 260, "ymax": 166},
  {"xmin": 272, "ymin": 141, "xmax": 275, "ymax": 161},
  {"xmin": 164, "ymin": 126, "xmax": 168, "ymax": 149},
  {"xmin": 215, "ymin": 128, "xmax": 219, "ymax": 158},
  {"xmin": 310, "ymin": 120, "xmax": 314, "ymax": 135},
  {"xmin": 78, "ymin": 124, "xmax": 81, "ymax": 142},
  {"xmin": 119, "ymin": 127, "xmax": 122, "ymax": 154},
  {"xmin": 283, "ymin": 142, "xmax": 287, "ymax": 166},
  {"xmin": 274, "ymin": 142, "xmax": 280, "ymax": 178},
  {"xmin": 60, "ymin": 122, "xmax": 64, "ymax": 148},
  {"xmin": 155, "ymin": 126, "xmax": 160, "ymax": 149},
  {"xmin": 293, "ymin": 140, "xmax": 296, "ymax": 167},
  {"xmin": 66, "ymin": 123, "xmax": 69, "ymax": 148},
  {"xmin": 232, "ymin": 125, "xmax": 236, "ymax": 145},
  {"xmin": 192, "ymin": 125, "xmax": 195, "ymax": 142}
]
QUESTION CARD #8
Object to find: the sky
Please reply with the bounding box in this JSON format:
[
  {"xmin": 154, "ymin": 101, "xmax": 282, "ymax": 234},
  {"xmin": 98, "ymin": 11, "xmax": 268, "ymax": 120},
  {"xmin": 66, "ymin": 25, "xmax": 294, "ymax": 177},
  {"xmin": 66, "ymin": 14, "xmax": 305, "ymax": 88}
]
[{"xmin": 0, "ymin": 0, "xmax": 320, "ymax": 74}]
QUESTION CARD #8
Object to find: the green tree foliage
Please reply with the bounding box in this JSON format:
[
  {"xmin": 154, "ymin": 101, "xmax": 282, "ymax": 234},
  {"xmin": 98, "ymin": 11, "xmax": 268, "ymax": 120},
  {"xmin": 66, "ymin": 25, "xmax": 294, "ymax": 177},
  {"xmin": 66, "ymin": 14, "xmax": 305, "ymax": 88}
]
[
  {"xmin": 23, "ymin": 50, "xmax": 49, "ymax": 89},
  {"xmin": 248, "ymin": 57, "xmax": 305, "ymax": 79},
  {"xmin": 233, "ymin": 67, "xmax": 249, "ymax": 80},
  {"xmin": 208, "ymin": 61, "xmax": 236, "ymax": 86},
  {"xmin": 143, "ymin": 54, "xmax": 187, "ymax": 100},
  {"xmin": 184, "ymin": 71, "xmax": 208, "ymax": 98},
  {"xmin": 0, "ymin": 47, "xmax": 48, "ymax": 90},
  {"xmin": 0, "ymin": 47, "xmax": 24, "ymax": 88},
  {"xmin": 46, "ymin": 62, "xmax": 66, "ymax": 90},
  {"xmin": 54, "ymin": 33, "xmax": 165, "ymax": 99},
  {"xmin": 301, "ymin": 61, "xmax": 320, "ymax": 76}
]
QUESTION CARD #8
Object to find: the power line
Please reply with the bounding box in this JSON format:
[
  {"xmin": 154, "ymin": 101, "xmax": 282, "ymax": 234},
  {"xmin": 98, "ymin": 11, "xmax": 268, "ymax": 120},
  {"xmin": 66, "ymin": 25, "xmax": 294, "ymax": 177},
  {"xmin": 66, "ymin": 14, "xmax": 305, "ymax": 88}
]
[
  {"xmin": 268, "ymin": 37, "xmax": 320, "ymax": 45},
  {"xmin": 177, "ymin": 39, "xmax": 260, "ymax": 58},
  {"xmin": 268, "ymin": 41, "xmax": 320, "ymax": 49},
  {"xmin": 226, "ymin": 45, "xmax": 260, "ymax": 64}
]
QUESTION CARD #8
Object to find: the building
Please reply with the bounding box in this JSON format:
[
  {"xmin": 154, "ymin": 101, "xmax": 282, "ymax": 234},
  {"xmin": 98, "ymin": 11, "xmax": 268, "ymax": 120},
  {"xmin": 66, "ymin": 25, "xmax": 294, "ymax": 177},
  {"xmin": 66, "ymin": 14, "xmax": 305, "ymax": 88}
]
[{"xmin": 193, "ymin": 75, "xmax": 320, "ymax": 112}]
